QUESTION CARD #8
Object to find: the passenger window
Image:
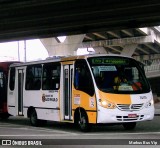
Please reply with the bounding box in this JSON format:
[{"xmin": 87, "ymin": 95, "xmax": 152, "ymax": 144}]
[
  {"xmin": 25, "ymin": 64, "xmax": 42, "ymax": 90},
  {"xmin": 74, "ymin": 60, "xmax": 94, "ymax": 96},
  {"xmin": 42, "ymin": 62, "xmax": 61, "ymax": 90},
  {"xmin": 9, "ymin": 68, "xmax": 15, "ymax": 91}
]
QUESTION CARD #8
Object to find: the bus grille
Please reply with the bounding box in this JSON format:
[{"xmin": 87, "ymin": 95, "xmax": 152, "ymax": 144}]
[
  {"xmin": 116, "ymin": 104, "xmax": 143, "ymax": 111},
  {"xmin": 116, "ymin": 115, "xmax": 144, "ymax": 121}
]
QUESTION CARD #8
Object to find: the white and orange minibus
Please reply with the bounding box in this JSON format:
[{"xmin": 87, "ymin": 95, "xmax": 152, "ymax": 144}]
[{"xmin": 7, "ymin": 54, "xmax": 154, "ymax": 131}]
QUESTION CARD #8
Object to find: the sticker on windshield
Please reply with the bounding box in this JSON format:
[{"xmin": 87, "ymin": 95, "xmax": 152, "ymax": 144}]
[
  {"xmin": 98, "ymin": 66, "xmax": 117, "ymax": 71},
  {"xmin": 118, "ymin": 85, "xmax": 133, "ymax": 91}
]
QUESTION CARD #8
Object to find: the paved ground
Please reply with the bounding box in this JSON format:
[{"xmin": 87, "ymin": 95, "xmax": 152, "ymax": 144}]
[
  {"xmin": 0, "ymin": 115, "xmax": 160, "ymax": 147},
  {"xmin": 0, "ymin": 101, "xmax": 159, "ymax": 147},
  {"xmin": 155, "ymin": 101, "xmax": 160, "ymax": 115}
]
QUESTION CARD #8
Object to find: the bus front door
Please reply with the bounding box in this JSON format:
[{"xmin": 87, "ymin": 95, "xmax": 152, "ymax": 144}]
[
  {"xmin": 63, "ymin": 65, "xmax": 73, "ymax": 120},
  {"xmin": 17, "ymin": 69, "xmax": 24, "ymax": 116}
]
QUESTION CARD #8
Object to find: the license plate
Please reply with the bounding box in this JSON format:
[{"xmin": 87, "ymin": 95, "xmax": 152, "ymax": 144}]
[{"xmin": 128, "ymin": 114, "xmax": 137, "ymax": 118}]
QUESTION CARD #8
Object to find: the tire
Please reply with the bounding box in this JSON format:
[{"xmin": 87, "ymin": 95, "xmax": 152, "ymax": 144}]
[
  {"xmin": 30, "ymin": 109, "xmax": 39, "ymax": 126},
  {"xmin": 39, "ymin": 120, "xmax": 47, "ymax": 126},
  {"xmin": 123, "ymin": 122, "xmax": 136, "ymax": 130},
  {"xmin": 76, "ymin": 111, "xmax": 91, "ymax": 132},
  {"xmin": 0, "ymin": 113, "xmax": 9, "ymax": 120}
]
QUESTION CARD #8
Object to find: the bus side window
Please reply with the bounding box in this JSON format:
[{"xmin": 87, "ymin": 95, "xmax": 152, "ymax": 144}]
[
  {"xmin": 9, "ymin": 68, "xmax": 15, "ymax": 91},
  {"xmin": 25, "ymin": 64, "xmax": 42, "ymax": 90},
  {"xmin": 42, "ymin": 62, "xmax": 60, "ymax": 90},
  {"xmin": 74, "ymin": 60, "xmax": 94, "ymax": 96}
]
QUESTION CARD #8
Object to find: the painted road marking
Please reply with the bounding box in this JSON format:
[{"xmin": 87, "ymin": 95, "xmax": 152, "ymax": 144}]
[{"xmin": 82, "ymin": 132, "xmax": 160, "ymax": 136}]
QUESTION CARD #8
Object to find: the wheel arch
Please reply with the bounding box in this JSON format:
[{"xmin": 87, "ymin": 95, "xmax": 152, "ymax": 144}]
[
  {"xmin": 27, "ymin": 106, "xmax": 35, "ymax": 118},
  {"xmin": 74, "ymin": 107, "xmax": 88, "ymax": 123}
]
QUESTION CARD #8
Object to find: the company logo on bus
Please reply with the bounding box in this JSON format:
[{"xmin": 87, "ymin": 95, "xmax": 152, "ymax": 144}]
[
  {"xmin": 42, "ymin": 94, "xmax": 46, "ymax": 102},
  {"xmin": 140, "ymin": 96, "xmax": 147, "ymax": 99},
  {"xmin": 42, "ymin": 94, "xmax": 58, "ymax": 102}
]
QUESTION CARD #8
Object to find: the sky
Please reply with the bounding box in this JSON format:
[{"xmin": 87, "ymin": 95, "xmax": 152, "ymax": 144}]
[
  {"xmin": 0, "ymin": 38, "xmax": 95, "ymax": 62},
  {"xmin": 0, "ymin": 39, "xmax": 49, "ymax": 62}
]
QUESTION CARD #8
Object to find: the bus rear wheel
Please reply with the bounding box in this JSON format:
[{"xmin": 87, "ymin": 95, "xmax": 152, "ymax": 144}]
[
  {"xmin": 30, "ymin": 109, "xmax": 39, "ymax": 126},
  {"xmin": 0, "ymin": 113, "xmax": 9, "ymax": 120},
  {"xmin": 123, "ymin": 122, "xmax": 136, "ymax": 130}
]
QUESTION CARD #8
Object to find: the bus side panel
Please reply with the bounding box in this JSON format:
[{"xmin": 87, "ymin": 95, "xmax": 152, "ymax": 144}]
[
  {"xmin": 72, "ymin": 89, "xmax": 97, "ymax": 124},
  {"xmin": 23, "ymin": 89, "xmax": 60, "ymax": 121},
  {"xmin": 7, "ymin": 91, "xmax": 17, "ymax": 116}
]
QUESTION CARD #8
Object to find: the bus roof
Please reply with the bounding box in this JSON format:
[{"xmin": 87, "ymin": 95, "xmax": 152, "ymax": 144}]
[{"xmin": 9, "ymin": 54, "xmax": 135, "ymax": 67}]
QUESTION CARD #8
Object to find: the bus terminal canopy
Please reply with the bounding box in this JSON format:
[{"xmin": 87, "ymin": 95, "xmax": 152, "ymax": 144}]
[{"xmin": 0, "ymin": 0, "xmax": 160, "ymax": 42}]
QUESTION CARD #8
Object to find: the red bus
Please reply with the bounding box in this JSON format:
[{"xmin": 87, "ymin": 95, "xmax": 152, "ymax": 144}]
[{"xmin": 0, "ymin": 62, "xmax": 18, "ymax": 119}]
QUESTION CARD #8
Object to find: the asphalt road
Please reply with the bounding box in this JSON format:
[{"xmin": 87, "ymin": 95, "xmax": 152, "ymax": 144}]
[{"xmin": 0, "ymin": 116, "xmax": 160, "ymax": 147}]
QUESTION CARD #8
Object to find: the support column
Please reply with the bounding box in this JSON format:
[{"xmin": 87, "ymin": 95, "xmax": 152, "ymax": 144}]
[
  {"xmin": 93, "ymin": 47, "xmax": 108, "ymax": 54},
  {"xmin": 40, "ymin": 34, "xmax": 85, "ymax": 56},
  {"xmin": 121, "ymin": 44, "xmax": 138, "ymax": 56}
]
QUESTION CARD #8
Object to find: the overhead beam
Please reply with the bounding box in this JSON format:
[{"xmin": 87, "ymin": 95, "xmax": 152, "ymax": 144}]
[
  {"xmin": 137, "ymin": 28, "xmax": 149, "ymax": 35},
  {"xmin": 107, "ymin": 46, "xmax": 121, "ymax": 53},
  {"xmin": 107, "ymin": 31, "xmax": 120, "ymax": 38},
  {"xmin": 145, "ymin": 44, "xmax": 159, "ymax": 53},
  {"xmin": 80, "ymin": 35, "xmax": 154, "ymax": 48},
  {"xmin": 136, "ymin": 46, "xmax": 150, "ymax": 54},
  {"xmin": 133, "ymin": 53, "xmax": 160, "ymax": 61},
  {"xmin": 84, "ymin": 35, "xmax": 94, "ymax": 41},
  {"xmin": 121, "ymin": 29, "xmax": 133, "ymax": 36},
  {"xmin": 93, "ymin": 33, "xmax": 107, "ymax": 39}
]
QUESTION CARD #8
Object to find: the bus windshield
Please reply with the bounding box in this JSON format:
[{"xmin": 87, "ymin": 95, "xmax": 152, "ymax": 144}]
[{"xmin": 88, "ymin": 56, "xmax": 150, "ymax": 94}]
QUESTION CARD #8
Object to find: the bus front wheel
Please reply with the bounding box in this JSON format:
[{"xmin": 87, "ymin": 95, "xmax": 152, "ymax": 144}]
[
  {"xmin": 123, "ymin": 122, "xmax": 136, "ymax": 130},
  {"xmin": 75, "ymin": 110, "xmax": 91, "ymax": 132}
]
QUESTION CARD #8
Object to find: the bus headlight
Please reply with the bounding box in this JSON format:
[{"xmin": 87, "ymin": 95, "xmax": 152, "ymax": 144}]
[
  {"xmin": 99, "ymin": 99, "xmax": 116, "ymax": 109},
  {"xmin": 144, "ymin": 99, "xmax": 154, "ymax": 108}
]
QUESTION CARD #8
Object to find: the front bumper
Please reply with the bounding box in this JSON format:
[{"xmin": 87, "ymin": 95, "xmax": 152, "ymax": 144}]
[{"xmin": 97, "ymin": 105, "xmax": 155, "ymax": 123}]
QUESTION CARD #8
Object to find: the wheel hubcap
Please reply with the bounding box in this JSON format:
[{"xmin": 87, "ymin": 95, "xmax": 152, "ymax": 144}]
[{"xmin": 79, "ymin": 117, "xmax": 86, "ymax": 128}]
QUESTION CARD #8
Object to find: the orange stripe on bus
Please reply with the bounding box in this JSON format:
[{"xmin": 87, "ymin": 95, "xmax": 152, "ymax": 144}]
[{"xmin": 99, "ymin": 91, "xmax": 131, "ymax": 104}]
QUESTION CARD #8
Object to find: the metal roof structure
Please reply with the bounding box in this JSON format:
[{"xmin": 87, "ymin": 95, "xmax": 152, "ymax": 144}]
[
  {"xmin": 0, "ymin": 1, "xmax": 160, "ymax": 77},
  {"xmin": 0, "ymin": 0, "xmax": 160, "ymax": 42},
  {"xmin": 83, "ymin": 27, "xmax": 160, "ymax": 56},
  {"xmin": 1, "ymin": 1, "xmax": 160, "ymax": 60}
]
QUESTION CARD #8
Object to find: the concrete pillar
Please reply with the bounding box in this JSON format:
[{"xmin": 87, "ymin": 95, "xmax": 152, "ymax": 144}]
[
  {"xmin": 93, "ymin": 47, "xmax": 108, "ymax": 54},
  {"xmin": 121, "ymin": 44, "xmax": 138, "ymax": 56},
  {"xmin": 40, "ymin": 34, "xmax": 85, "ymax": 56}
]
